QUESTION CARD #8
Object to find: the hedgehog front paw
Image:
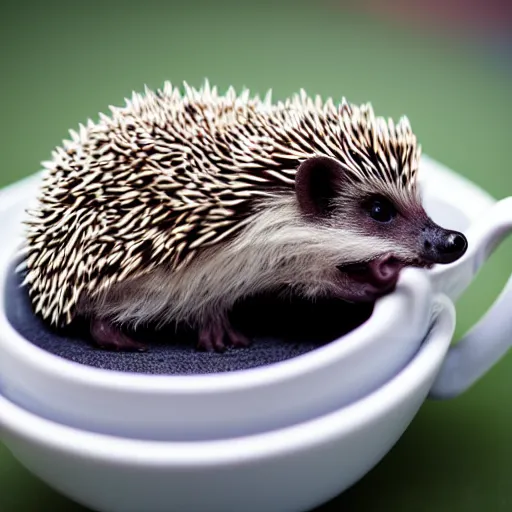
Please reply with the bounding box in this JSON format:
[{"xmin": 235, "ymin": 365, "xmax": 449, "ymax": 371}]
[
  {"xmin": 197, "ymin": 319, "xmax": 251, "ymax": 352},
  {"xmin": 90, "ymin": 318, "xmax": 148, "ymax": 352}
]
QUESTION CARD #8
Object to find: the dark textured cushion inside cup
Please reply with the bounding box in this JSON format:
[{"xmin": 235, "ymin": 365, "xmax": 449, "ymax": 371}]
[{"xmin": 5, "ymin": 262, "xmax": 373, "ymax": 375}]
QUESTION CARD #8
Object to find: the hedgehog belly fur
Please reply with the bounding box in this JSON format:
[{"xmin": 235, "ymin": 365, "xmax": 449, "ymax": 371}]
[{"xmin": 76, "ymin": 197, "xmax": 399, "ymax": 329}]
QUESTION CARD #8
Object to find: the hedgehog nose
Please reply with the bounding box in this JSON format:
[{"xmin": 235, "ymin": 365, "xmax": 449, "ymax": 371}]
[
  {"xmin": 422, "ymin": 226, "xmax": 468, "ymax": 264},
  {"xmin": 442, "ymin": 232, "xmax": 468, "ymax": 259}
]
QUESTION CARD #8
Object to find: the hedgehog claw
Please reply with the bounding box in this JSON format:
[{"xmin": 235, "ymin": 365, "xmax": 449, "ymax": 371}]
[
  {"xmin": 225, "ymin": 323, "xmax": 251, "ymax": 348},
  {"xmin": 198, "ymin": 321, "xmax": 226, "ymax": 352},
  {"xmin": 197, "ymin": 319, "xmax": 251, "ymax": 352},
  {"xmin": 90, "ymin": 319, "xmax": 148, "ymax": 352}
]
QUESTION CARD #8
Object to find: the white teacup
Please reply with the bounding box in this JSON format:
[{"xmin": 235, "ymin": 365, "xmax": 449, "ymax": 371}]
[
  {"xmin": 0, "ymin": 158, "xmax": 512, "ymax": 512},
  {"xmin": 0, "ymin": 156, "xmax": 511, "ymax": 444}
]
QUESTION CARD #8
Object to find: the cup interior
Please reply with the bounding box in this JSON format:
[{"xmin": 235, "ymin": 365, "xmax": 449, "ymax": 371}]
[{"xmin": 5, "ymin": 260, "xmax": 374, "ymax": 375}]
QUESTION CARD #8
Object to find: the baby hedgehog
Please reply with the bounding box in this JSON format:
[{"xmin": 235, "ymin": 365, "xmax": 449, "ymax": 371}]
[{"xmin": 20, "ymin": 80, "xmax": 468, "ymax": 352}]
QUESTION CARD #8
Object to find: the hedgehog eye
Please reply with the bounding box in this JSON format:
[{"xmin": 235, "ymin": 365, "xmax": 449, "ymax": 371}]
[{"xmin": 367, "ymin": 196, "xmax": 397, "ymax": 223}]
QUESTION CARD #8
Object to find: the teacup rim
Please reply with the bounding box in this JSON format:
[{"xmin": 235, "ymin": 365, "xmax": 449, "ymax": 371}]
[{"xmin": 0, "ymin": 248, "xmax": 433, "ymax": 391}]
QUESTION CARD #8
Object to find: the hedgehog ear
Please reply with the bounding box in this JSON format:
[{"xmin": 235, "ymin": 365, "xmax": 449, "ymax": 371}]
[{"xmin": 295, "ymin": 156, "xmax": 344, "ymax": 217}]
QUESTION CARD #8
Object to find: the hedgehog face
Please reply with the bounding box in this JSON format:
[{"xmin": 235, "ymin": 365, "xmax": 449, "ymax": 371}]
[{"xmin": 294, "ymin": 156, "xmax": 467, "ymax": 302}]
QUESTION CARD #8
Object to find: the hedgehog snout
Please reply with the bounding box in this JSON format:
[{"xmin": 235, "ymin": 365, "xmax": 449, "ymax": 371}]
[{"xmin": 420, "ymin": 223, "xmax": 468, "ymax": 264}]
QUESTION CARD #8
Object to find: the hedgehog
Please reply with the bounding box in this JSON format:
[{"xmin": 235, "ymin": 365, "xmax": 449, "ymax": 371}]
[{"xmin": 19, "ymin": 80, "xmax": 468, "ymax": 352}]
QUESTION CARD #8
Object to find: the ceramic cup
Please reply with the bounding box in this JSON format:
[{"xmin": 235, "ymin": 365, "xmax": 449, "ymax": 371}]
[
  {"xmin": 0, "ymin": 156, "xmax": 511, "ymax": 442},
  {"xmin": 0, "ymin": 294, "xmax": 456, "ymax": 512}
]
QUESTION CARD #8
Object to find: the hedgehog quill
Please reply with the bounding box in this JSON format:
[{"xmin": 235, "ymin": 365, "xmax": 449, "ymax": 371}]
[{"xmin": 19, "ymin": 80, "xmax": 468, "ymax": 352}]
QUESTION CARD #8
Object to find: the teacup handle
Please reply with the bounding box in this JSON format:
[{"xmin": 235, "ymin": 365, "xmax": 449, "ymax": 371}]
[{"xmin": 429, "ymin": 196, "xmax": 512, "ymax": 399}]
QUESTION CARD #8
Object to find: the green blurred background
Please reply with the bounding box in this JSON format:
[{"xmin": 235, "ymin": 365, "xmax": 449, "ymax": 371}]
[{"xmin": 1, "ymin": 0, "xmax": 511, "ymax": 510}]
